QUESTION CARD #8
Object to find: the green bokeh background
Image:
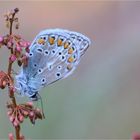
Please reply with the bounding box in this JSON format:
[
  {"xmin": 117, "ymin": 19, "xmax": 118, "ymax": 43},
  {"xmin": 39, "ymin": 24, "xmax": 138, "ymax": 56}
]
[{"xmin": 0, "ymin": 1, "xmax": 140, "ymax": 139}]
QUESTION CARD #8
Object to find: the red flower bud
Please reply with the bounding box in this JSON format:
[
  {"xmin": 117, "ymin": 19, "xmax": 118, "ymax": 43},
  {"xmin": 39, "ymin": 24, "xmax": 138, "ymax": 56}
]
[
  {"xmin": 29, "ymin": 111, "xmax": 34, "ymax": 117},
  {"xmin": 18, "ymin": 115, "xmax": 24, "ymax": 122},
  {"xmin": 0, "ymin": 36, "xmax": 3, "ymax": 43},
  {"xmin": 9, "ymin": 54, "xmax": 16, "ymax": 62},
  {"xmin": 8, "ymin": 133, "xmax": 14, "ymax": 140},
  {"xmin": 13, "ymin": 120, "xmax": 19, "ymax": 126},
  {"xmin": 16, "ymin": 45, "xmax": 22, "ymax": 52},
  {"xmin": 9, "ymin": 116, "xmax": 14, "ymax": 122},
  {"xmin": 26, "ymin": 101, "xmax": 33, "ymax": 107}
]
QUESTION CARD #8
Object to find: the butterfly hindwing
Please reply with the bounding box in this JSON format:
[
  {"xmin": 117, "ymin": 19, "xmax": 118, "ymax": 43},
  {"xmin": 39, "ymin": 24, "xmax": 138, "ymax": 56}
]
[{"xmin": 16, "ymin": 29, "xmax": 91, "ymax": 100}]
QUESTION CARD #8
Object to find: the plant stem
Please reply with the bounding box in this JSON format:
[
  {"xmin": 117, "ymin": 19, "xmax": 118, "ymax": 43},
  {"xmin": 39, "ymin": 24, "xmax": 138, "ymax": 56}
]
[{"xmin": 7, "ymin": 11, "xmax": 21, "ymax": 140}]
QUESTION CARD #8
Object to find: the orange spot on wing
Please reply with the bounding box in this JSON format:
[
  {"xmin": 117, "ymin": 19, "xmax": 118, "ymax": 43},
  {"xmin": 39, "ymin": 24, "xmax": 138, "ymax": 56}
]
[
  {"xmin": 38, "ymin": 38, "xmax": 45, "ymax": 45},
  {"xmin": 48, "ymin": 36, "xmax": 55, "ymax": 45},
  {"xmin": 64, "ymin": 41, "xmax": 71, "ymax": 49},
  {"xmin": 57, "ymin": 39, "xmax": 63, "ymax": 46},
  {"xmin": 68, "ymin": 56, "xmax": 74, "ymax": 63},
  {"xmin": 68, "ymin": 47, "xmax": 74, "ymax": 54}
]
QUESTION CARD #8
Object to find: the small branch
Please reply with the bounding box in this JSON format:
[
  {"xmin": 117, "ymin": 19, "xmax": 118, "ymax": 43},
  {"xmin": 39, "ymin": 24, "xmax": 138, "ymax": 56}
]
[
  {"xmin": 15, "ymin": 126, "xmax": 20, "ymax": 140},
  {"xmin": 7, "ymin": 62, "xmax": 12, "ymax": 76},
  {"xmin": 7, "ymin": 9, "xmax": 21, "ymax": 140}
]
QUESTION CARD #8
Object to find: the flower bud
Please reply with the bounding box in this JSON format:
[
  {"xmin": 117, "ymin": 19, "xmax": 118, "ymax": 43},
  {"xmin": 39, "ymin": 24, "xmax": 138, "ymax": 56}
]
[
  {"xmin": 19, "ymin": 41, "xmax": 24, "ymax": 47},
  {"xmin": 9, "ymin": 54, "xmax": 16, "ymax": 62},
  {"xmin": 0, "ymin": 36, "xmax": 3, "ymax": 43},
  {"xmin": 20, "ymin": 134, "xmax": 25, "ymax": 140},
  {"xmin": 1, "ymin": 80, "xmax": 7, "ymax": 89},
  {"xmin": 26, "ymin": 101, "xmax": 33, "ymax": 107},
  {"xmin": 18, "ymin": 115, "xmax": 24, "ymax": 123},
  {"xmin": 23, "ymin": 110, "xmax": 29, "ymax": 116},
  {"xmin": 7, "ymin": 42, "xmax": 13, "ymax": 48},
  {"xmin": 10, "ymin": 87, "xmax": 16, "ymax": 92},
  {"xmin": 9, "ymin": 116, "xmax": 14, "ymax": 122},
  {"xmin": 8, "ymin": 133, "xmax": 14, "ymax": 140},
  {"xmin": 26, "ymin": 42, "xmax": 30, "ymax": 47},
  {"xmin": 7, "ymin": 110, "xmax": 12, "ymax": 116},
  {"xmin": 16, "ymin": 45, "xmax": 22, "ymax": 52},
  {"xmin": 13, "ymin": 119, "xmax": 19, "ymax": 126},
  {"xmin": 23, "ymin": 42, "xmax": 28, "ymax": 48},
  {"xmin": 29, "ymin": 111, "xmax": 34, "ymax": 117},
  {"xmin": 36, "ymin": 108, "xmax": 41, "ymax": 113}
]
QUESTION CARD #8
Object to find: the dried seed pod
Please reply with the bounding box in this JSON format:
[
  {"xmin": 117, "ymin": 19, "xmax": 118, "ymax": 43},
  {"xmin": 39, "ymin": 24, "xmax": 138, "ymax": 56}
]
[
  {"xmin": 0, "ymin": 71, "xmax": 10, "ymax": 89},
  {"xmin": 14, "ymin": 8, "xmax": 19, "ymax": 13}
]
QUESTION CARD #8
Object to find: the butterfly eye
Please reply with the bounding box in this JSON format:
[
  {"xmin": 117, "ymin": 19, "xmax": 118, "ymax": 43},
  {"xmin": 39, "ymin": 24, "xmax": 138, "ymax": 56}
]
[
  {"xmin": 29, "ymin": 52, "xmax": 33, "ymax": 57},
  {"xmin": 48, "ymin": 35, "xmax": 55, "ymax": 45},
  {"xmin": 38, "ymin": 68, "xmax": 43, "ymax": 74},
  {"xmin": 55, "ymin": 72, "xmax": 61, "ymax": 78},
  {"xmin": 44, "ymin": 50, "xmax": 49, "ymax": 55},
  {"xmin": 36, "ymin": 48, "xmax": 43, "ymax": 53}
]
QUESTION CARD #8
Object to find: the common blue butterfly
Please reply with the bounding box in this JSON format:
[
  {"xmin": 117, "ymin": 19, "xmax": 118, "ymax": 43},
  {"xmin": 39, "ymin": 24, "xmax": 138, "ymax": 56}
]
[{"xmin": 15, "ymin": 29, "xmax": 91, "ymax": 100}]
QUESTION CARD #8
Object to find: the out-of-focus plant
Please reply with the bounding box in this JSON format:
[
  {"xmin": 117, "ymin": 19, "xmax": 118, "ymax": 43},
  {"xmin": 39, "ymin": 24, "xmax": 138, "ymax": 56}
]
[
  {"xmin": 132, "ymin": 132, "xmax": 140, "ymax": 140},
  {"xmin": 0, "ymin": 8, "xmax": 43, "ymax": 140}
]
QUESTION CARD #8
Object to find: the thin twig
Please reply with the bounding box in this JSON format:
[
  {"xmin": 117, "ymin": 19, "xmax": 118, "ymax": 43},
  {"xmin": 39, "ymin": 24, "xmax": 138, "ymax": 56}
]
[{"xmin": 7, "ymin": 10, "xmax": 21, "ymax": 140}]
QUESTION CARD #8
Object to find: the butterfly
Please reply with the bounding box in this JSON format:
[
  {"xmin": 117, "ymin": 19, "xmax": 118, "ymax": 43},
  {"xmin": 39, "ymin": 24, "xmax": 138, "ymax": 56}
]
[{"xmin": 15, "ymin": 29, "xmax": 91, "ymax": 101}]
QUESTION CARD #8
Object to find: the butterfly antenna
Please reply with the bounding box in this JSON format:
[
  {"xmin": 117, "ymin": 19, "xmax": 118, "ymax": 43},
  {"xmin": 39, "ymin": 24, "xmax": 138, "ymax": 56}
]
[{"xmin": 38, "ymin": 94, "xmax": 45, "ymax": 119}]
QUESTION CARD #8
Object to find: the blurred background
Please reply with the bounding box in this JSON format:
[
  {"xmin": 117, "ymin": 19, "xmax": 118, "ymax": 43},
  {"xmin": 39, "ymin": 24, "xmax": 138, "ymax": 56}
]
[{"xmin": 0, "ymin": 1, "xmax": 140, "ymax": 139}]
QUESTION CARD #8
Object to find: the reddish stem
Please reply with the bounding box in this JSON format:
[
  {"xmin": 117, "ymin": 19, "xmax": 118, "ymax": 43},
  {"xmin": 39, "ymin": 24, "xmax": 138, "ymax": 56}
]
[{"xmin": 7, "ymin": 10, "xmax": 21, "ymax": 140}]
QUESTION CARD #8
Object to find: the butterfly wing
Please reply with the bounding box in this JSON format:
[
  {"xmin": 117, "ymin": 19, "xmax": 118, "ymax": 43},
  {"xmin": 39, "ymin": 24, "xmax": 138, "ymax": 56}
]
[{"xmin": 16, "ymin": 29, "xmax": 91, "ymax": 100}]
